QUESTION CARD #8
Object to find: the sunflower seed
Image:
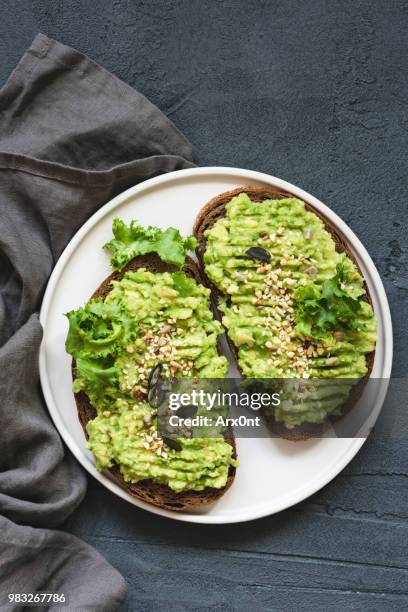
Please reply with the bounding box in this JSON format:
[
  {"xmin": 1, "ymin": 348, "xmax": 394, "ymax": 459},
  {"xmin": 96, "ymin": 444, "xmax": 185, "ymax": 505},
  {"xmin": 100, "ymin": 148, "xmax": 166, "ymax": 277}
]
[{"xmin": 305, "ymin": 266, "xmax": 318, "ymax": 276}]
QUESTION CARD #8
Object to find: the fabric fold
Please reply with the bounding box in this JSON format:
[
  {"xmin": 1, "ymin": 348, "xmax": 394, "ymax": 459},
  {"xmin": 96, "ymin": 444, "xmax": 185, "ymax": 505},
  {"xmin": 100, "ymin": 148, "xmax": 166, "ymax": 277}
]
[{"xmin": 0, "ymin": 33, "xmax": 194, "ymax": 611}]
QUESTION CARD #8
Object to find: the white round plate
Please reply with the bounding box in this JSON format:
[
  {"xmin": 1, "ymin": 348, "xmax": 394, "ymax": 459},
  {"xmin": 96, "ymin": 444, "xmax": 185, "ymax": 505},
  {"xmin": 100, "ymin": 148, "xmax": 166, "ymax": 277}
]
[{"xmin": 39, "ymin": 167, "xmax": 393, "ymax": 524}]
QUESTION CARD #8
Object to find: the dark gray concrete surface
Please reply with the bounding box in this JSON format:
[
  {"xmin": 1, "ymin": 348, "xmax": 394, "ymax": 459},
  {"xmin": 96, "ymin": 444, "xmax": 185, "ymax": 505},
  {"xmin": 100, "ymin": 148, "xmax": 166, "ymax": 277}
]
[{"xmin": 1, "ymin": 1, "xmax": 407, "ymax": 610}]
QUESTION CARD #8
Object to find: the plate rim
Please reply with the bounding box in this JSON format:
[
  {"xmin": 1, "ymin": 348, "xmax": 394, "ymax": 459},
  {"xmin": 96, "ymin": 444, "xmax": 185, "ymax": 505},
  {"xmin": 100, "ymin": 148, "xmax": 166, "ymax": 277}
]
[{"xmin": 39, "ymin": 166, "xmax": 393, "ymax": 524}]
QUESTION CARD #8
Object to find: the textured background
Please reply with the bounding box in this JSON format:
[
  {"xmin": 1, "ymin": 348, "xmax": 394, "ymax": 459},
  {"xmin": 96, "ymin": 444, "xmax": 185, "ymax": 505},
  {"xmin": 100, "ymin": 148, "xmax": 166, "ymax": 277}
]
[{"xmin": 1, "ymin": 1, "xmax": 407, "ymax": 610}]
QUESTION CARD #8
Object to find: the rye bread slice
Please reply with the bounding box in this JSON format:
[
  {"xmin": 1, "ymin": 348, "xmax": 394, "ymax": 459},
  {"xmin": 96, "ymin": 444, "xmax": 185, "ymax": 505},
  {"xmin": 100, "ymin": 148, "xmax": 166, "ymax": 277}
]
[
  {"xmin": 193, "ymin": 186, "xmax": 376, "ymax": 440},
  {"xmin": 72, "ymin": 253, "xmax": 236, "ymax": 511}
]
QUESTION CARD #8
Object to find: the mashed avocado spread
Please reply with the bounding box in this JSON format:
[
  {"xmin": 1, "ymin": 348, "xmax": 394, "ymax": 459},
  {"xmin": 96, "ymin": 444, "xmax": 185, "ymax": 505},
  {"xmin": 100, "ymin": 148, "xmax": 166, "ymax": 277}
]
[
  {"xmin": 66, "ymin": 241, "xmax": 236, "ymax": 492},
  {"xmin": 203, "ymin": 193, "xmax": 377, "ymax": 428}
]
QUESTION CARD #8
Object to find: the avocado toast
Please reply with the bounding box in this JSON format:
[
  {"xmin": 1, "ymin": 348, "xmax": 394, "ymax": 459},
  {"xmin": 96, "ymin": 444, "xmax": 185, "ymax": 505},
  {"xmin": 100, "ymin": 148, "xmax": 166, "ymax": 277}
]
[
  {"xmin": 66, "ymin": 223, "xmax": 237, "ymax": 511},
  {"xmin": 193, "ymin": 186, "xmax": 377, "ymax": 438}
]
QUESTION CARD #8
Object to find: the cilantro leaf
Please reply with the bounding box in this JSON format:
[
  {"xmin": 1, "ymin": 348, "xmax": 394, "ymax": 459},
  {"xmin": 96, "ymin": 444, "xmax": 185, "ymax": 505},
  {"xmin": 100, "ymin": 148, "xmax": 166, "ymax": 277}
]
[{"xmin": 104, "ymin": 218, "xmax": 197, "ymax": 270}]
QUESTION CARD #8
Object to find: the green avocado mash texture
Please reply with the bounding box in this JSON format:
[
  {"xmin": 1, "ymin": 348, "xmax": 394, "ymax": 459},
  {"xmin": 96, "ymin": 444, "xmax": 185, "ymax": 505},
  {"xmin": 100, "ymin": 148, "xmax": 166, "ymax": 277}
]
[
  {"xmin": 203, "ymin": 193, "xmax": 377, "ymax": 428},
  {"xmin": 66, "ymin": 268, "xmax": 236, "ymax": 492}
]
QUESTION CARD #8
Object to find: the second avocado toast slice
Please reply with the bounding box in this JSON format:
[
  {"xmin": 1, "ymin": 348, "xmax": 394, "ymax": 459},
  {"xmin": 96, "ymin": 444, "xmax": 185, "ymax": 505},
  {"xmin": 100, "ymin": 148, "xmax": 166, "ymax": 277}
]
[
  {"xmin": 66, "ymin": 223, "xmax": 237, "ymax": 512},
  {"xmin": 193, "ymin": 186, "xmax": 377, "ymax": 438}
]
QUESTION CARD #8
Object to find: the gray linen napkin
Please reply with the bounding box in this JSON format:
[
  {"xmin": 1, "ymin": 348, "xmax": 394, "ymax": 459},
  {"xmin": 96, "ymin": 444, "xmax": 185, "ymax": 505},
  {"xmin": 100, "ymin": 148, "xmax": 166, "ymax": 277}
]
[{"xmin": 0, "ymin": 33, "xmax": 194, "ymax": 611}]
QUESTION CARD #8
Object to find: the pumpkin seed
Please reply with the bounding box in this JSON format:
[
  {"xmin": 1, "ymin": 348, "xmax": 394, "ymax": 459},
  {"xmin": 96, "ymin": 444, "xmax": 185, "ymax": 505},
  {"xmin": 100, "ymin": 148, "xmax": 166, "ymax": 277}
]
[
  {"xmin": 163, "ymin": 436, "xmax": 182, "ymax": 451},
  {"xmin": 147, "ymin": 364, "xmax": 162, "ymax": 390},
  {"xmin": 246, "ymin": 247, "xmax": 271, "ymax": 263},
  {"xmin": 147, "ymin": 385, "xmax": 159, "ymax": 408},
  {"xmin": 176, "ymin": 404, "xmax": 198, "ymax": 419}
]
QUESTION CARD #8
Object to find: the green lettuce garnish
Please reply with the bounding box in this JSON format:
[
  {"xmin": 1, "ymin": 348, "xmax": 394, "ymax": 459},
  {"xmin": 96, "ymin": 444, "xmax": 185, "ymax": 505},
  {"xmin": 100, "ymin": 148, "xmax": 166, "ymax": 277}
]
[
  {"xmin": 171, "ymin": 271, "xmax": 196, "ymax": 297},
  {"xmin": 72, "ymin": 357, "xmax": 120, "ymax": 403},
  {"xmin": 104, "ymin": 218, "xmax": 198, "ymax": 270},
  {"xmin": 294, "ymin": 263, "xmax": 364, "ymax": 341},
  {"xmin": 66, "ymin": 300, "xmax": 135, "ymax": 359}
]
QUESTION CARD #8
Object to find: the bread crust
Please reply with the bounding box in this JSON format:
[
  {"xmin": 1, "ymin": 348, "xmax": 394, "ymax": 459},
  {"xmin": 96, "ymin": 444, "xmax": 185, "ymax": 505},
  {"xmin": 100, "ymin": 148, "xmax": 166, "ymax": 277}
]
[
  {"xmin": 193, "ymin": 186, "xmax": 376, "ymax": 440},
  {"xmin": 72, "ymin": 253, "xmax": 236, "ymax": 511}
]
